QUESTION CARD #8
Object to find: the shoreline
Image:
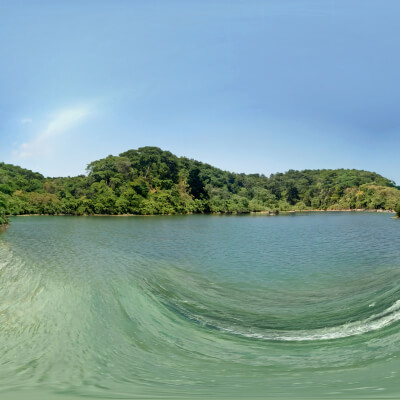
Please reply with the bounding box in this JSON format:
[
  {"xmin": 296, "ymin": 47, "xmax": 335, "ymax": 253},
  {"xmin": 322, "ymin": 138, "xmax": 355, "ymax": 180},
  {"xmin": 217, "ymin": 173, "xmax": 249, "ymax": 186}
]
[
  {"xmin": 10, "ymin": 209, "xmax": 396, "ymax": 218},
  {"xmin": 276, "ymin": 209, "xmax": 395, "ymax": 214}
]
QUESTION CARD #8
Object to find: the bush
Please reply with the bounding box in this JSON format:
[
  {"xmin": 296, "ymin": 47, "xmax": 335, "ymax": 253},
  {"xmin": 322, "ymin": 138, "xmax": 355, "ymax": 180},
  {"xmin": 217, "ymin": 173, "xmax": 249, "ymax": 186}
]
[{"xmin": 0, "ymin": 211, "xmax": 8, "ymax": 225}]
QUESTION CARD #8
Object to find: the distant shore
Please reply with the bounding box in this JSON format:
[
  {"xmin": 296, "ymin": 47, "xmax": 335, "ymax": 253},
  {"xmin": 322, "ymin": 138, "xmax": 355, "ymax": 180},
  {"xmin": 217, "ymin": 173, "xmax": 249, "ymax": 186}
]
[
  {"xmin": 9, "ymin": 209, "xmax": 396, "ymax": 218},
  {"xmin": 268, "ymin": 209, "xmax": 395, "ymax": 214}
]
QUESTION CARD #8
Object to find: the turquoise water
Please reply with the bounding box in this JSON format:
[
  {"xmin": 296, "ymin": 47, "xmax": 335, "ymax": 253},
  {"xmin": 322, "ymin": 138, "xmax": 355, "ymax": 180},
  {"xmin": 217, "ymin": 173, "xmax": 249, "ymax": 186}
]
[{"xmin": 1, "ymin": 213, "xmax": 400, "ymax": 399}]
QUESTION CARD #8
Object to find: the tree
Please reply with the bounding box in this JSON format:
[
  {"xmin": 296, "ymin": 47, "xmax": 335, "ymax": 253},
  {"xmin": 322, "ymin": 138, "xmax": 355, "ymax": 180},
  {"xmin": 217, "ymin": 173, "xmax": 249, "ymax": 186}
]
[
  {"xmin": 0, "ymin": 193, "xmax": 8, "ymax": 225},
  {"xmin": 0, "ymin": 147, "xmax": 399, "ymax": 220},
  {"xmin": 188, "ymin": 168, "xmax": 208, "ymax": 199}
]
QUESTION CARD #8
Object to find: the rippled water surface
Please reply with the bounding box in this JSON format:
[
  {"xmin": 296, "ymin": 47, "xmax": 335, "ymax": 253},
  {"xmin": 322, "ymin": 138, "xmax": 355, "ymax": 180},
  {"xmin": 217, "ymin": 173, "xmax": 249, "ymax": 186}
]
[{"xmin": 1, "ymin": 213, "xmax": 400, "ymax": 399}]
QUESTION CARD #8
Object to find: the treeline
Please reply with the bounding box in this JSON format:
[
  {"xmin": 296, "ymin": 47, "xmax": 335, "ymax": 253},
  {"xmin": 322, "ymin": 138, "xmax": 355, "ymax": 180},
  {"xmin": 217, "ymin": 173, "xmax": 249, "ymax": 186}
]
[{"xmin": 0, "ymin": 146, "xmax": 400, "ymax": 222}]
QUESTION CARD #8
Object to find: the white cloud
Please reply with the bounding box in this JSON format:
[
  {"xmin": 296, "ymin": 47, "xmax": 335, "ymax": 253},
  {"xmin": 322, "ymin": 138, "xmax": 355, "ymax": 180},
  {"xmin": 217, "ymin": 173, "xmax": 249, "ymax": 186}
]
[
  {"xmin": 14, "ymin": 107, "xmax": 90, "ymax": 159},
  {"xmin": 20, "ymin": 118, "xmax": 33, "ymax": 124}
]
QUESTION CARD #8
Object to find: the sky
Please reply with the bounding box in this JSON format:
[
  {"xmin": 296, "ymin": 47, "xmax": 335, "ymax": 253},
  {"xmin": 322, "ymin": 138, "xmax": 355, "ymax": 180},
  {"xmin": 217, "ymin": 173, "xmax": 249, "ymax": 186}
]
[{"xmin": 0, "ymin": 0, "xmax": 399, "ymax": 183}]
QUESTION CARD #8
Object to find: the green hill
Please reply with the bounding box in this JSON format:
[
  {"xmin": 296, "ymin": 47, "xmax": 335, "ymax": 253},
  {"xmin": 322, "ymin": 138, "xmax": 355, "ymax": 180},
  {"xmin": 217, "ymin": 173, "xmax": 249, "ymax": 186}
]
[{"xmin": 1, "ymin": 146, "xmax": 399, "ymax": 222}]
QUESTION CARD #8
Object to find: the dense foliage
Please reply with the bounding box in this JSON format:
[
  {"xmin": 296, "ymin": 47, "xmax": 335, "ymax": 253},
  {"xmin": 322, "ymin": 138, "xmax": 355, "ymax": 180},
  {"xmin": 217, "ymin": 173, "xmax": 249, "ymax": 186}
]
[
  {"xmin": 0, "ymin": 147, "xmax": 399, "ymax": 221},
  {"xmin": 0, "ymin": 212, "xmax": 8, "ymax": 225},
  {"xmin": 396, "ymin": 203, "xmax": 400, "ymax": 218}
]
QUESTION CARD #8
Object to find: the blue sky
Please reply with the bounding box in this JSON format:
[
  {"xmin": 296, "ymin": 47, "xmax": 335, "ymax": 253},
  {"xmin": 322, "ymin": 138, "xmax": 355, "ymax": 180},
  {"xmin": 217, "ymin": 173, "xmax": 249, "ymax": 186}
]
[{"xmin": 0, "ymin": 1, "xmax": 399, "ymax": 183}]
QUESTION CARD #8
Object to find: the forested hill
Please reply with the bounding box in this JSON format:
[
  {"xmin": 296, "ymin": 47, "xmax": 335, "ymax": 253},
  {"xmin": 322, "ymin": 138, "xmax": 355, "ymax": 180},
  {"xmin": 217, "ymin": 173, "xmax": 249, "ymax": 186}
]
[{"xmin": 1, "ymin": 146, "xmax": 400, "ymax": 222}]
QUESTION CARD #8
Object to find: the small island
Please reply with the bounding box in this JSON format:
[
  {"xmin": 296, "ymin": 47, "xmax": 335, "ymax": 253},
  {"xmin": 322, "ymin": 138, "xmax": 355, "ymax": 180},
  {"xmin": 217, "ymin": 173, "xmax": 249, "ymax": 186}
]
[{"xmin": 0, "ymin": 146, "xmax": 399, "ymax": 222}]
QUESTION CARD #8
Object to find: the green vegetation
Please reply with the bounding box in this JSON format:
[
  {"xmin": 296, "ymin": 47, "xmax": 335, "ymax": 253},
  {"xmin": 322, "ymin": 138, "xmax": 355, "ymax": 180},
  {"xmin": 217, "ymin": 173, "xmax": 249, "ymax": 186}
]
[
  {"xmin": 0, "ymin": 212, "xmax": 8, "ymax": 225},
  {"xmin": 0, "ymin": 147, "xmax": 399, "ymax": 221},
  {"xmin": 396, "ymin": 203, "xmax": 400, "ymax": 218}
]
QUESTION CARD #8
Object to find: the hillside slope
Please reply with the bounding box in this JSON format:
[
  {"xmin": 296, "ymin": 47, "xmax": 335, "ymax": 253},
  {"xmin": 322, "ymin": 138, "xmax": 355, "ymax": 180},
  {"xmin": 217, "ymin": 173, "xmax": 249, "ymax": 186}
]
[{"xmin": 0, "ymin": 146, "xmax": 399, "ymax": 219}]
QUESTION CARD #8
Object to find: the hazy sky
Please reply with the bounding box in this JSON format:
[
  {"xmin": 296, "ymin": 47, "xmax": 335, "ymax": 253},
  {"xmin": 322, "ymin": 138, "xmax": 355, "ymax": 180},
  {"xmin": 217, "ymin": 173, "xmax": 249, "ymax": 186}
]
[{"xmin": 1, "ymin": 0, "xmax": 399, "ymax": 183}]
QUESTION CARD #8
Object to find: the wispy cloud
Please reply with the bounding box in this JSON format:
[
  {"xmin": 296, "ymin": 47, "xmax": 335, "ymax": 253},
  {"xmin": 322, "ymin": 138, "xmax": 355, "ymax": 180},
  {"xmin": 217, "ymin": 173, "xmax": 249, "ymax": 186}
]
[
  {"xmin": 20, "ymin": 118, "xmax": 33, "ymax": 124},
  {"xmin": 14, "ymin": 107, "xmax": 90, "ymax": 159}
]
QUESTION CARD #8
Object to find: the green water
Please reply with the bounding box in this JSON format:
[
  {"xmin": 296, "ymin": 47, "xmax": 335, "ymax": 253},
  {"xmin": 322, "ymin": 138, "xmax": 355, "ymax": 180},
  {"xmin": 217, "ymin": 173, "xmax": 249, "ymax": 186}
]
[{"xmin": 1, "ymin": 213, "xmax": 400, "ymax": 399}]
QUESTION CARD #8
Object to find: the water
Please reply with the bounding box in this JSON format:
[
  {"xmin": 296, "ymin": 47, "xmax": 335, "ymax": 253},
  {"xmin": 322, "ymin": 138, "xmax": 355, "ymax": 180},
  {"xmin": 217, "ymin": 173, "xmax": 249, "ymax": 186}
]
[{"xmin": 1, "ymin": 213, "xmax": 400, "ymax": 399}]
